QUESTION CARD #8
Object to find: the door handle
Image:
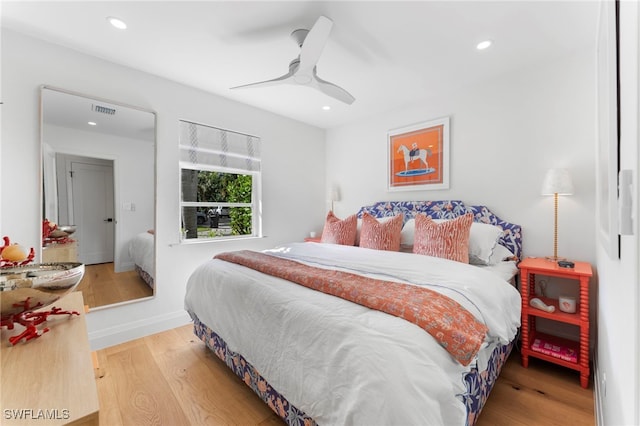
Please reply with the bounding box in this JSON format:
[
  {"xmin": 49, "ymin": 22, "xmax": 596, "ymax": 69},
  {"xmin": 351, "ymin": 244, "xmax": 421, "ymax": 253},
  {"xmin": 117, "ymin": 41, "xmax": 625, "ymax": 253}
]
[{"xmin": 104, "ymin": 218, "xmax": 114, "ymax": 222}]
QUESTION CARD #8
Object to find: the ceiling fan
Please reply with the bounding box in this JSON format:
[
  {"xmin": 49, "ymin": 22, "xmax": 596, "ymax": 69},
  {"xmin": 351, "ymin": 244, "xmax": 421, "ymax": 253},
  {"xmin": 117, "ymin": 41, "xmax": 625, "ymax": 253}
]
[{"xmin": 230, "ymin": 16, "xmax": 355, "ymax": 105}]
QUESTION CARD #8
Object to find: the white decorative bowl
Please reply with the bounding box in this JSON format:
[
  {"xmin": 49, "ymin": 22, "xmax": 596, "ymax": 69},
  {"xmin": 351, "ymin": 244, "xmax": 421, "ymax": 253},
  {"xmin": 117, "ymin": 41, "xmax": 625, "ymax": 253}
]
[
  {"xmin": 57, "ymin": 225, "xmax": 77, "ymax": 235},
  {"xmin": 0, "ymin": 262, "xmax": 85, "ymax": 317},
  {"xmin": 558, "ymin": 295, "xmax": 577, "ymax": 314}
]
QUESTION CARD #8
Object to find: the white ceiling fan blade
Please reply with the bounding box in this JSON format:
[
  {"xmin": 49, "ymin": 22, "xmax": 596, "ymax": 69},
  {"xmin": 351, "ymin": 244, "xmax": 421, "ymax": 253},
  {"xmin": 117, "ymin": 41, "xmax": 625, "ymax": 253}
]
[
  {"xmin": 230, "ymin": 70, "xmax": 294, "ymax": 90},
  {"xmin": 230, "ymin": 15, "xmax": 354, "ymax": 105},
  {"xmin": 298, "ymin": 16, "xmax": 333, "ymax": 75},
  {"xmin": 312, "ymin": 72, "xmax": 355, "ymax": 105}
]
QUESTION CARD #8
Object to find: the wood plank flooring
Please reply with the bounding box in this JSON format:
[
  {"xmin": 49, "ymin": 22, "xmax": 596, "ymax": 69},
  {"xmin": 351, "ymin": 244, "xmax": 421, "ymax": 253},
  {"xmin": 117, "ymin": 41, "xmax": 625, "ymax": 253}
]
[
  {"xmin": 477, "ymin": 347, "xmax": 595, "ymax": 426},
  {"xmin": 76, "ymin": 263, "xmax": 153, "ymax": 309},
  {"xmin": 95, "ymin": 325, "xmax": 595, "ymax": 425}
]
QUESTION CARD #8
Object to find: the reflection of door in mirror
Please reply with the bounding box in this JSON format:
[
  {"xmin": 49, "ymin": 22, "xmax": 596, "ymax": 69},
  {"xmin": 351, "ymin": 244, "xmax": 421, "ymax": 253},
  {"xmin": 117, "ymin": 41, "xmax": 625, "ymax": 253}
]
[
  {"xmin": 56, "ymin": 154, "xmax": 115, "ymax": 264},
  {"xmin": 41, "ymin": 87, "xmax": 156, "ymax": 310}
]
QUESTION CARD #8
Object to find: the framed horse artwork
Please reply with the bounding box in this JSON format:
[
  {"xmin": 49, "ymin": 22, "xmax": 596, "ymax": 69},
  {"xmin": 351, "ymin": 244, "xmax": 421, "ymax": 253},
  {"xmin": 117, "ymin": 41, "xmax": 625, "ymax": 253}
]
[{"xmin": 387, "ymin": 116, "xmax": 450, "ymax": 191}]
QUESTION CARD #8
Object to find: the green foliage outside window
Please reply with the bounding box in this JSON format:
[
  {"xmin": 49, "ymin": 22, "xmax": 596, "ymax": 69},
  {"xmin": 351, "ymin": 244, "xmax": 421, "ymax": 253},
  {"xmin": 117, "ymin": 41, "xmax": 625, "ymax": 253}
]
[
  {"xmin": 227, "ymin": 175, "xmax": 252, "ymax": 235},
  {"xmin": 181, "ymin": 169, "xmax": 253, "ymax": 238}
]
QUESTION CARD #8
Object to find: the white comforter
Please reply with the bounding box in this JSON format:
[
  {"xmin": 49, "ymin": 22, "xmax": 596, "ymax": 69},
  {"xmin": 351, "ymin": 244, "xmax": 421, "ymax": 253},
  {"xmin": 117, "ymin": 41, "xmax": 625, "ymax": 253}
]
[
  {"xmin": 184, "ymin": 242, "xmax": 521, "ymax": 425},
  {"xmin": 128, "ymin": 232, "xmax": 155, "ymax": 279}
]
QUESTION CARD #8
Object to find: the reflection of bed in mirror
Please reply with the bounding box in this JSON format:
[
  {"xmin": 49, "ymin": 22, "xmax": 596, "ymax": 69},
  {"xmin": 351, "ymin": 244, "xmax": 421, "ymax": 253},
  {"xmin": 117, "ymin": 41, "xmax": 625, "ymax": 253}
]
[
  {"xmin": 41, "ymin": 86, "xmax": 156, "ymax": 309},
  {"xmin": 128, "ymin": 231, "xmax": 155, "ymax": 289}
]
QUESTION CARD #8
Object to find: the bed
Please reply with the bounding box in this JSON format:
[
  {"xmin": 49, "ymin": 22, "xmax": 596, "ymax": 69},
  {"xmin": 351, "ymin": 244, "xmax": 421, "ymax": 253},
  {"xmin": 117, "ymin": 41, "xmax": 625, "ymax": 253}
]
[
  {"xmin": 184, "ymin": 200, "xmax": 522, "ymax": 425},
  {"xmin": 128, "ymin": 231, "xmax": 155, "ymax": 289}
]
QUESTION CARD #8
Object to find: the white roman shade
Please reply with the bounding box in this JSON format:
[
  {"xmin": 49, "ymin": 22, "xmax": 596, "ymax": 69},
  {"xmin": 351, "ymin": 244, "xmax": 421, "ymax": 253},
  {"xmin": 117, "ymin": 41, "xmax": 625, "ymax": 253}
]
[{"xmin": 179, "ymin": 120, "xmax": 261, "ymax": 173}]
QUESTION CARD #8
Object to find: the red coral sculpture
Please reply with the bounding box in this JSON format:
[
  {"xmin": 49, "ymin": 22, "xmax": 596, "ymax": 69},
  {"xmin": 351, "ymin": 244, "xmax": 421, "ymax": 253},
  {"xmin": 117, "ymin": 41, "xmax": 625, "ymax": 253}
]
[
  {"xmin": 42, "ymin": 219, "xmax": 73, "ymax": 245},
  {"xmin": 42, "ymin": 219, "xmax": 55, "ymax": 241},
  {"xmin": 1, "ymin": 298, "xmax": 79, "ymax": 345},
  {"xmin": 1, "ymin": 236, "xmax": 78, "ymax": 345},
  {"xmin": 0, "ymin": 236, "xmax": 35, "ymax": 268}
]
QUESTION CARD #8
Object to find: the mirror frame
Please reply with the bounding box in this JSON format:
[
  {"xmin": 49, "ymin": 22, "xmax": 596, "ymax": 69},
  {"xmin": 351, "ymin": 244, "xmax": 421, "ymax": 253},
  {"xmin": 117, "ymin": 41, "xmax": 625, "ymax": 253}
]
[{"xmin": 39, "ymin": 85, "xmax": 157, "ymax": 311}]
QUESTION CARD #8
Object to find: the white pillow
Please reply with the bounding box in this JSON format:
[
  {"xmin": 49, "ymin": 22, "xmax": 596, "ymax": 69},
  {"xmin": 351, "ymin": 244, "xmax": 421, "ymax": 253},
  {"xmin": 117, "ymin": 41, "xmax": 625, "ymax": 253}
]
[
  {"xmin": 399, "ymin": 217, "xmax": 504, "ymax": 265},
  {"xmin": 487, "ymin": 243, "xmax": 515, "ymax": 265},
  {"xmin": 400, "ymin": 218, "xmax": 416, "ymax": 248},
  {"xmin": 468, "ymin": 222, "xmax": 504, "ymax": 265}
]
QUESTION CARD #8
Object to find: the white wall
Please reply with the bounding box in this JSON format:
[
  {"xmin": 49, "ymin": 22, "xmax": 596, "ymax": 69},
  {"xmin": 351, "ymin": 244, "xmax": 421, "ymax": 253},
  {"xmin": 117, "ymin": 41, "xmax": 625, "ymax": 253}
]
[
  {"xmin": 44, "ymin": 124, "xmax": 155, "ymax": 272},
  {"xmin": 0, "ymin": 30, "xmax": 326, "ymax": 348},
  {"xmin": 325, "ymin": 49, "xmax": 599, "ymax": 344},
  {"xmin": 594, "ymin": 2, "xmax": 640, "ymax": 425},
  {"xmin": 325, "ymin": 48, "xmax": 599, "ymax": 344},
  {"xmin": 326, "ymin": 49, "xmax": 596, "ymax": 265},
  {"xmin": 325, "ymin": 48, "xmax": 600, "ymax": 345}
]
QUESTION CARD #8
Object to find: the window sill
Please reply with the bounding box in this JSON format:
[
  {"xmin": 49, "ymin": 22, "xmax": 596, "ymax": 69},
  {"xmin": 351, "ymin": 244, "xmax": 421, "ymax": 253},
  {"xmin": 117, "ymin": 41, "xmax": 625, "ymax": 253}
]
[{"xmin": 170, "ymin": 235, "xmax": 266, "ymax": 246}]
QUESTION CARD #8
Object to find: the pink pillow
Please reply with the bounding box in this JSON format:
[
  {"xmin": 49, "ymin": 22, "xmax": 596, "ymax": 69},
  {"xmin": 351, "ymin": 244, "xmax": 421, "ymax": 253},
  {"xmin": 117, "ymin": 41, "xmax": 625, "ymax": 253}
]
[
  {"xmin": 413, "ymin": 213, "xmax": 473, "ymax": 263},
  {"xmin": 359, "ymin": 213, "xmax": 404, "ymax": 251},
  {"xmin": 320, "ymin": 211, "xmax": 357, "ymax": 245}
]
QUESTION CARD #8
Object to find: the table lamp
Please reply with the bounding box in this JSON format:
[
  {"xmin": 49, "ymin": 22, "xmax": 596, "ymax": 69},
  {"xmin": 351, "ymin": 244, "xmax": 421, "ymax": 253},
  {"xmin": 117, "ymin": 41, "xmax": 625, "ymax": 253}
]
[{"xmin": 541, "ymin": 168, "xmax": 574, "ymax": 261}]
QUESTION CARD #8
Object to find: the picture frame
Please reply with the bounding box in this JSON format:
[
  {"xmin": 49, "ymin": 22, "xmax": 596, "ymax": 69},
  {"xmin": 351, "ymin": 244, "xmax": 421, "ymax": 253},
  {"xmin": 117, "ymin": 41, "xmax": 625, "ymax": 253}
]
[
  {"xmin": 387, "ymin": 116, "xmax": 449, "ymax": 191},
  {"xmin": 595, "ymin": 0, "xmax": 619, "ymax": 259}
]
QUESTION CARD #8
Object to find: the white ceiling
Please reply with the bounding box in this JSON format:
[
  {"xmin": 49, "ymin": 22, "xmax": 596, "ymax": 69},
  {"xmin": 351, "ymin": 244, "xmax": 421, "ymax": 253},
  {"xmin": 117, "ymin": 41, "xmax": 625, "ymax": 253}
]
[
  {"xmin": 2, "ymin": 1, "xmax": 599, "ymax": 129},
  {"xmin": 41, "ymin": 86, "xmax": 156, "ymax": 143}
]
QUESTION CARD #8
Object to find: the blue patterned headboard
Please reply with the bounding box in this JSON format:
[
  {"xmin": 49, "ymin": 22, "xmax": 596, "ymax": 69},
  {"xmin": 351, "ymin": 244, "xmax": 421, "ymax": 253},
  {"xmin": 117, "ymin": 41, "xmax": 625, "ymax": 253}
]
[{"xmin": 357, "ymin": 200, "xmax": 522, "ymax": 261}]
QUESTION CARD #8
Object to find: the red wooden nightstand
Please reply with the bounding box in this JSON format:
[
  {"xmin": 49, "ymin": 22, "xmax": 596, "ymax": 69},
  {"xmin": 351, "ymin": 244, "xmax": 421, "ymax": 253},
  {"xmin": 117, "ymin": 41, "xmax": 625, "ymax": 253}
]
[{"xmin": 518, "ymin": 257, "xmax": 592, "ymax": 388}]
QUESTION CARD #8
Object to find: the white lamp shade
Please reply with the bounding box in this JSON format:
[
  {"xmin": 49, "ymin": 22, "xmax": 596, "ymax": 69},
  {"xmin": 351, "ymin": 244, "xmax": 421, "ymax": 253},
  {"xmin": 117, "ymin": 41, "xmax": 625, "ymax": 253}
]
[{"xmin": 541, "ymin": 169, "xmax": 574, "ymax": 195}]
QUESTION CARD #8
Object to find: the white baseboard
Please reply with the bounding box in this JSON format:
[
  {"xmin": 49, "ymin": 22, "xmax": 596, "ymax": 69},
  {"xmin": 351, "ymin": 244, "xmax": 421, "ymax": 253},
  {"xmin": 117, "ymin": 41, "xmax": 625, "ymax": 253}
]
[
  {"xmin": 593, "ymin": 352, "xmax": 605, "ymax": 426},
  {"xmin": 88, "ymin": 310, "xmax": 192, "ymax": 351}
]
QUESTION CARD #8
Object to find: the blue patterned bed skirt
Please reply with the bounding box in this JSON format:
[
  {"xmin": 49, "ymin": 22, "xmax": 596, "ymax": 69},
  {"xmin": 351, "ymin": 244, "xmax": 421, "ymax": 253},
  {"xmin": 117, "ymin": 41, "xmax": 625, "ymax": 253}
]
[
  {"xmin": 134, "ymin": 265, "xmax": 154, "ymax": 290},
  {"xmin": 457, "ymin": 340, "xmax": 515, "ymax": 425},
  {"xmin": 192, "ymin": 314, "xmax": 513, "ymax": 426},
  {"xmin": 193, "ymin": 315, "xmax": 316, "ymax": 426}
]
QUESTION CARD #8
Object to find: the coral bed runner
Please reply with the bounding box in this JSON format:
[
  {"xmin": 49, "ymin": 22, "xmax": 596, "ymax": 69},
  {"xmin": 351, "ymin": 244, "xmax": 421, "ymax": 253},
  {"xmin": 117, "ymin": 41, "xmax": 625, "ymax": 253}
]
[{"xmin": 215, "ymin": 250, "xmax": 488, "ymax": 365}]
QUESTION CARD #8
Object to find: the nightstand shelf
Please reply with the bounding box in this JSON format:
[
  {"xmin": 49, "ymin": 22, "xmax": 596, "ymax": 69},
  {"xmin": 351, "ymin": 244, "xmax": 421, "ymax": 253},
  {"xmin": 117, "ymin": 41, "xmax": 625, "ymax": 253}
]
[
  {"xmin": 525, "ymin": 296, "xmax": 583, "ymax": 325},
  {"xmin": 528, "ymin": 331, "xmax": 581, "ymax": 369},
  {"xmin": 518, "ymin": 257, "xmax": 592, "ymax": 388}
]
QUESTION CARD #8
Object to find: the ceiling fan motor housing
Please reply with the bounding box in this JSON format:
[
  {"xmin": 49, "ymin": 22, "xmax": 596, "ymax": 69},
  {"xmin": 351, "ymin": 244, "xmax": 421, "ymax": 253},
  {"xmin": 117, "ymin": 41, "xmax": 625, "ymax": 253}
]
[{"xmin": 290, "ymin": 29, "xmax": 309, "ymax": 47}]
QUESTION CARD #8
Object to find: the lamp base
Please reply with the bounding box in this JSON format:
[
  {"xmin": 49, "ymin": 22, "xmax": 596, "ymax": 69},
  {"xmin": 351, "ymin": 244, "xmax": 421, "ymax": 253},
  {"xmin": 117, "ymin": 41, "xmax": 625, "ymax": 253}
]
[{"xmin": 544, "ymin": 255, "xmax": 566, "ymax": 262}]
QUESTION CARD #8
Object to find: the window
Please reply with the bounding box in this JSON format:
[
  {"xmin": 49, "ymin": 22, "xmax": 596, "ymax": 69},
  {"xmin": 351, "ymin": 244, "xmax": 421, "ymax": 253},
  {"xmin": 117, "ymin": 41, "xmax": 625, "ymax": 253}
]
[{"xmin": 179, "ymin": 120, "xmax": 261, "ymax": 240}]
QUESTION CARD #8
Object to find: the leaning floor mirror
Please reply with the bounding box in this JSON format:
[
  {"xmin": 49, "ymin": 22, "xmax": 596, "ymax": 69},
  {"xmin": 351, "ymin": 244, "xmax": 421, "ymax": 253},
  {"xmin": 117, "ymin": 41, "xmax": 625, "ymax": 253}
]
[{"xmin": 40, "ymin": 86, "xmax": 156, "ymax": 310}]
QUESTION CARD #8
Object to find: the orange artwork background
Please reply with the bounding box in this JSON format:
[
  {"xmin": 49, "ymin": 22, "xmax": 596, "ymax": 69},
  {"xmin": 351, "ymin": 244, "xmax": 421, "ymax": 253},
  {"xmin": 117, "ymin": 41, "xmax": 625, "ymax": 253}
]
[{"xmin": 389, "ymin": 124, "xmax": 444, "ymax": 188}]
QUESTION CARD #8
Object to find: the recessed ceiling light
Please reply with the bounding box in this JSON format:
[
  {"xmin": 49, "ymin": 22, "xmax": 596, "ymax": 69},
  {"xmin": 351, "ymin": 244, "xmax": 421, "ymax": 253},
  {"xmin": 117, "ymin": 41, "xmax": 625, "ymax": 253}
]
[
  {"xmin": 322, "ymin": 106, "xmax": 331, "ymax": 111},
  {"xmin": 107, "ymin": 16, "xmax": 127, "ymax": 30},
  {"xmin": 476, "ymin": 40, "xmax": 492, "ymax": 50},
  {"xmin": 88, "ymin": 121, "xmax": 97, "ymax": 126}
]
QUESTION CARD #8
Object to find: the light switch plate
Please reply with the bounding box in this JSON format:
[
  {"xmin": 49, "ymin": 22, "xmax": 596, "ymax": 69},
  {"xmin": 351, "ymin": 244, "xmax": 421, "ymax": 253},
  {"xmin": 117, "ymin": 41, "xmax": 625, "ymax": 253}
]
[{"xmin": 618, "ymin": 169, "xmax": 634, "ymax": 235}]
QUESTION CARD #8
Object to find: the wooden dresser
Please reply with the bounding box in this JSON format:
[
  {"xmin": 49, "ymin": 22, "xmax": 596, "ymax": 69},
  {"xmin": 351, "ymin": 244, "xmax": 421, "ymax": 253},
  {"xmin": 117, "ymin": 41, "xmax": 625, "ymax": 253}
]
[
  {"xmin": 1, "ymin": 292, "xmax": 99, "ymax": 425},
  {"xmin": 42, "ymin": 242, "xmax": 78, "ymax": 263}
]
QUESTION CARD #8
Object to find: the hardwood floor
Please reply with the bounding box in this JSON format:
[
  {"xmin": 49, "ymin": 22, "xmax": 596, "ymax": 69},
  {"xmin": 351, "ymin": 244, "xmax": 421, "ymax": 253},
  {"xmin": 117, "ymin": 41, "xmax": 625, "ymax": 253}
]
[
  {"xmin": 96, "ymin": 325, "xmax": 281, "ymax": 426},
  {"xmin": 477, "ymin": 347, "xmax": 595, "ymax": 426},
  {"xmin": 95, "ymin": 325, "xmax": 595, "ymax": 425},
  {"xmin": 76, "ymin": 263, "xmax": 153, "ymax": 308}
]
